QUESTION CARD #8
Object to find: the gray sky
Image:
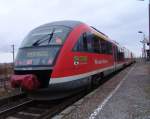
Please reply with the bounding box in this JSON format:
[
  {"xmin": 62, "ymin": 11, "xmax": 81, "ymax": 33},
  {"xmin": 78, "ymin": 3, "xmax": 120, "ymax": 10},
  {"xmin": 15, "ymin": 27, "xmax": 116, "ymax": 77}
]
[{"xmin": 0, "ymin": 0, "xmax": 148, "ymax": 63}]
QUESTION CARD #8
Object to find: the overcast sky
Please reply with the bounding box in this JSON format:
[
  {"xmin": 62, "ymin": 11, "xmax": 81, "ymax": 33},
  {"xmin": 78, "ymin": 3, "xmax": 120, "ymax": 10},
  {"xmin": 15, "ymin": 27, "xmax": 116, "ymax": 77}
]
[{"xmin": 0, "ymin": 0, "xmax": 148, "ymax": 63}]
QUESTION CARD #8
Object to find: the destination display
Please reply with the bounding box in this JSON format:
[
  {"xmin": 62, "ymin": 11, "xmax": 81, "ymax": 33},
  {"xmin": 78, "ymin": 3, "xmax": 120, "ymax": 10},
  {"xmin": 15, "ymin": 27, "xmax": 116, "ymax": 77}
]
[{"xmin": 15, "ymin": 46, "xmax": 59, "ymax": 66}]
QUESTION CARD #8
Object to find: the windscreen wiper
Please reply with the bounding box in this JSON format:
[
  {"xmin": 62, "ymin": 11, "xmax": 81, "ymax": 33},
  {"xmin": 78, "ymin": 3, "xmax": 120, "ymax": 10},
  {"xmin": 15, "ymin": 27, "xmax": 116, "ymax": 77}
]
[
  {"xmin": 32, "ymin": 29, "xmax": 55, "ymax": 46},
  {"xmin": 48, "ymin": 29, "xmax": 54, "ymax": 44},
  {"xmin": 32, "ymin": 34, "xmax": 50, "ymax": 46}
]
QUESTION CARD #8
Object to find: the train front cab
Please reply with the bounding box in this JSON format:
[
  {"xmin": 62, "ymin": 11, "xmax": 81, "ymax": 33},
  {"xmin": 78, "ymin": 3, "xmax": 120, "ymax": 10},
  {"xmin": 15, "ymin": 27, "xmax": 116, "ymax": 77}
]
[{"xmin": 12, "ymin": 24, "xmax": 77, "ymax": 99}]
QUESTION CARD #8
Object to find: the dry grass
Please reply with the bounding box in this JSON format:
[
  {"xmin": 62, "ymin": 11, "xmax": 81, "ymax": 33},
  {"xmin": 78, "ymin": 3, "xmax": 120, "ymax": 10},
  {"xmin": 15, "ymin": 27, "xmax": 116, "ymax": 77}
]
[
  {"xmin": 0, "ymin": 63, "xmax": 13, "ymax": 77},
  {"xmin": 0, "ymin": 63, "xmax": 14, "ymax": 98}
]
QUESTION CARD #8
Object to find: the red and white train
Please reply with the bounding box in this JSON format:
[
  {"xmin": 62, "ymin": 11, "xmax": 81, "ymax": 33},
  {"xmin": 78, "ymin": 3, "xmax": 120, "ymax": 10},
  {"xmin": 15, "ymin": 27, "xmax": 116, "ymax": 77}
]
[{"xmin": 11, "ymin": 21, "xmax": 135, "ymax": 100}]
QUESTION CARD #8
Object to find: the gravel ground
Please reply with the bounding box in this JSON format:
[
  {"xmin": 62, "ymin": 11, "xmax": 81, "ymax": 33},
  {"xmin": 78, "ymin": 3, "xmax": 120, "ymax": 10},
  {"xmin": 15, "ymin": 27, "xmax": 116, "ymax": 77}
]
[{"xmin": 54, "ymin": 64, "xmax": 134, "ymax": 119}]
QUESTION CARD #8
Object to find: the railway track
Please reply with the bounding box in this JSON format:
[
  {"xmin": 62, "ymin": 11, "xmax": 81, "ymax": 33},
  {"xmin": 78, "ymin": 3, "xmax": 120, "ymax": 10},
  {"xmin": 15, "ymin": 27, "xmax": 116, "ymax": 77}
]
[
  {"xmin": 0, "ymin": 92, "xmax": 85, "ymax": 119},
  {"xmin": 0, "ymin": 93, "xmax": 28, "ymax": 109}
]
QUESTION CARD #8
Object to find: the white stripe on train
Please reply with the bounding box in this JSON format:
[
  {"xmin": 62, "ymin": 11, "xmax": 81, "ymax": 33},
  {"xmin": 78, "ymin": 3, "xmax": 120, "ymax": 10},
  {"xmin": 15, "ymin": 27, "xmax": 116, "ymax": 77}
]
[{"xmin": 49, "ymin": 63, "xmax": 126, "ymax": 84}]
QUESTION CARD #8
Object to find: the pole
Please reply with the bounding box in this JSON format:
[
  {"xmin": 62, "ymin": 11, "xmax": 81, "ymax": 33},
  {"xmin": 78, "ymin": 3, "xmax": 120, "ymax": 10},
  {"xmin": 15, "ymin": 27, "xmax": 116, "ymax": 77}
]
[
  {"xmin": 149, "ymin": 0, "xmax": 150, "ymax": 51},
  {"xmin": 140, "ymin": 41, "xmax": 146, "ymax": 60},
  {"xmin": 138, "ymin": 31, "xmax": 147, "ymax": 60},
  {"xmin": 12, "ymin": 44, "xmax": 14, "ymax": 64},
  {"xmin": 144, "ymin": 42, "xmax": 146, "ymax": 60},
  {"xmin": 143, "ymin": 33, "xmax": 147, "ymax": 60}
]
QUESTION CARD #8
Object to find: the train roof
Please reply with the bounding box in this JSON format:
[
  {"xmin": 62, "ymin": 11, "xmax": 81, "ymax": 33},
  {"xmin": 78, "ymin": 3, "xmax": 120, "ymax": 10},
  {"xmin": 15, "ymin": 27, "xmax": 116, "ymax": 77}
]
[
  {"xmin": 34, "ymin": 21, "xmax": 129, "ymax": 50},
  {"xmin": 37, "ymin": 20, "xmax": 83, "ymax": 29}
]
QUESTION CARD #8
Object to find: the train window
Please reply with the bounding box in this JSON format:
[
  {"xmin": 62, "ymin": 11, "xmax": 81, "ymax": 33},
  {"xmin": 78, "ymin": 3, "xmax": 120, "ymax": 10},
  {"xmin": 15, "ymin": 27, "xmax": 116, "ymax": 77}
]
[
  {"xmin": 118, "ymin": 48, "xmax": 125, "ymax": 61},
  {"xmin": 73, "ymin": 32, "xmax": 88, "ymax": 52},
  {"xmin": 115, "ymin": 47, "xmax": 125, "ymax": 61},
  {"xmin": 74, "ymin": 30, "xmax": 113, "ymax": 55},
  {"xmin": 100, "ymin": 39, "xmax": 107, "ymax": 54},
  {"xmin": 85, "ymin": 33, "xmax": 101, "ymax": 53},
  {"xmin": 92, "ymin": 35, "xmax": 101, "ymax": 53},
  {"xmin": 73, "ymin": 32, "xmax": 101, "ymax": 53},
  {"xmin": 15, "ymin": 46, "xmax": 60, "ymax": 66},
  {"xmin": 107, "ymin": 42, "xmax": 113, "ymax": 54},
  {"xmin": 99, "ymin": 37, "xmax": 112, "ymax": 54},
  {"xmin": 86, "ymin": 32, "xmax": 94, "ymax": 52},
  {"xmin": 21, "ymin": 26, "xmax": 71, "ymax": 48}
]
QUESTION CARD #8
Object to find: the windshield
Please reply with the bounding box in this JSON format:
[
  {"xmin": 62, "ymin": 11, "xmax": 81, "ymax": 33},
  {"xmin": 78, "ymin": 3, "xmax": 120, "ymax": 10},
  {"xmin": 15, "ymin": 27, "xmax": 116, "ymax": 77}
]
[
  {"xmin": 15, "ymin": 46, "xmax": 60, "ymax": 67},
  {"xmin": 15, "ymin": 25, "xmax": 71, "ymax": 67},
  {"xmin": 21, "ymin": 25, "xmax": 71, "ymax": 48}
]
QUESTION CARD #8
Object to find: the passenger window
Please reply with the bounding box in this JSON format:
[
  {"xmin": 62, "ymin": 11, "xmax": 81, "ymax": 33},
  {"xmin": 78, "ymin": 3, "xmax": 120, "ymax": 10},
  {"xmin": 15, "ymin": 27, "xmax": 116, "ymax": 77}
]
[
  {"xmin": 117, "ymin": 47, "xmax": 124, "ymax": 61},
  {"xmin": 100, "ymin": 39, "xmax": 107, "ymax": 54},
  {"xmin": 73, "ymin": 32, "xmax": 112, "ymax": 55},
  {"xmin": 107, "ymin": 42, "xmax": 113, "ymax": 54},
  {"xmin": 86, "ymin": 33, "xmax": 101, "ymax": 53},
  {"xmin": 73, "ymin": 33, "xmax": 88, "ymax": 52},
  {"xmin": 100, "ymin": 38, "xmax": 112, "ymax": 54},
  {"xmin": 92, "ymin": 35, "xmax": 101, "ymax": 53}
]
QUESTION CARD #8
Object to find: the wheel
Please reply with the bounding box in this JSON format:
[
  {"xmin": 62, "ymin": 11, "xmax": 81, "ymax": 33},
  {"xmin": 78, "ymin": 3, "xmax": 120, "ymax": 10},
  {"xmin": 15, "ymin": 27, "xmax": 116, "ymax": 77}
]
[
  {"xmin": 86, "ymin": 76, "xmax": 92, "ymax": 92},
  {"xmin": 98, "ymin": 72, "xmax": 104, "ymax": 84},
  {"xmin": 91, "ymin": 72, "xmax": 104, "ymax": 87}
]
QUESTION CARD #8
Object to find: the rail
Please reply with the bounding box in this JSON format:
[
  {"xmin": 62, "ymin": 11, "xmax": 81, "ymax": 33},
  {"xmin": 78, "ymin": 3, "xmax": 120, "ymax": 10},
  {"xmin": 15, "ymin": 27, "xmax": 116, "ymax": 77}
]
[{"xmin": 0, "ymin": 92, "xmax": 85, "ymax": 119}]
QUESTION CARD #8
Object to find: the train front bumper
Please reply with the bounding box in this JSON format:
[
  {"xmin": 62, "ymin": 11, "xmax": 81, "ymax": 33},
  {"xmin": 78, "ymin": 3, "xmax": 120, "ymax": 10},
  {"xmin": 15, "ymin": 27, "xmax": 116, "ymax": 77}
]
[{"xmin": 10, "ymin": 74, "xmax": 40, "ymax": 91}]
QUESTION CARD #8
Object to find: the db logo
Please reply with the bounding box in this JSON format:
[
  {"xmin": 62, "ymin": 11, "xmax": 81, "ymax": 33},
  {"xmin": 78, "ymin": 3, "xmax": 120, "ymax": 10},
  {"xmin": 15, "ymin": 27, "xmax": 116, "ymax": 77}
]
[{"xmin": 74, "ymin": 61, "xmax": 79, "ymax": 65}]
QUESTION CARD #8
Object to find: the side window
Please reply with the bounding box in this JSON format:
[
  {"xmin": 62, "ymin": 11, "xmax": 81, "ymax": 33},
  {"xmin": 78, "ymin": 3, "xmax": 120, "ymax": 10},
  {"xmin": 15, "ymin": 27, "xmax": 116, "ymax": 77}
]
[
  {"xmin": 73, "ymin": 33, "xmax": 88, "ymax": 52},
  {"xmin": 100, "ymin": 39, "xmax": 107, "ymax": 54},
  {"xmin": 86, "ymin": 32, "xmax": 93, "ymax": 52},
  {"xmin": 92, "ymin": 35, "xmax": 101, "ymax": 53},
  {"xmin": 117, "ymin": 48, "xmax": 124, "ymax": 61},
  {"xmin": 107, "ymin": 42, "xmax": 113, "ymax": 54},
  {"xmin": 86, "ymin": 33, "xmax": 101, "ymax": 53},
  {"xmin": 114, "ymin": 46, "xmax": 118, "ymax": 61},
  {"xmin": 73, "ymin": 32, "xmax": 94, "ymax": 53},
  {"xmin": 73, "ymin": 32, "xmax": 112, "ymax": 55},
  {"xmin": 100, "ymin": 38, "xmax": 112, "ymax": 54}
]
